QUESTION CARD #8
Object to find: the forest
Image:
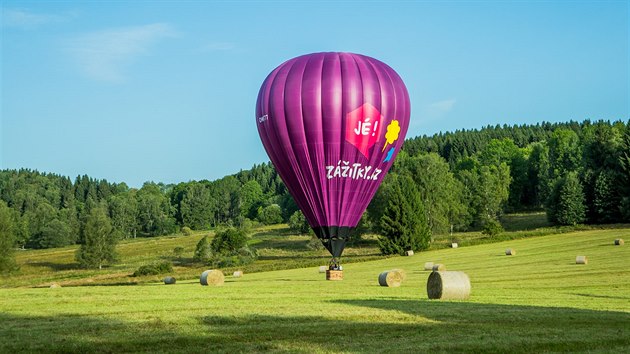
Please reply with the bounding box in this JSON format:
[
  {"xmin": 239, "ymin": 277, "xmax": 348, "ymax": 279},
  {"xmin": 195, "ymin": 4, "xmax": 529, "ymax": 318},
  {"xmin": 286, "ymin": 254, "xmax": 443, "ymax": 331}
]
[{"xmin": 1, "ymin": 119, "xmax": 629, "ymax": 258}]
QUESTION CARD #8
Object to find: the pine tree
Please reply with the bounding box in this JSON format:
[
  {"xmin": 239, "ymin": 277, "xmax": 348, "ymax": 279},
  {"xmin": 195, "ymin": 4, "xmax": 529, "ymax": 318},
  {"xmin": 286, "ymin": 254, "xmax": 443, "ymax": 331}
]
[
  {"xmin": 550, "ymin": 172, "xmax": 586, "ymax": 226},
  {"xmin": 593, "ymin": 170, "xmax": 619, "ymax": 223},
  {"xmin": 526, "ymin": 142, "xmax": 551, "ymax": 208},
  {"xmin": 378, "ymin": 175, "xmax": 431, "ymax": 255},
  {"xmin": 76, "ymin": 205, "xmax": 118, "ymax": 269}
]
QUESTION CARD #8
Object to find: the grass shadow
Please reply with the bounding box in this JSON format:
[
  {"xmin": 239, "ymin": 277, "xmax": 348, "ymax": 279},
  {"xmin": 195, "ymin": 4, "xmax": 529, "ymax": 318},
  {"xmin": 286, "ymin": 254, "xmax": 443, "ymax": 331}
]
[
  {"xmin": 573, "ymin": 293, "xmax": 630, "ymax": 300},
  {"xmin": 252, "ymin": 237, "xmax": 310, "ymax": 251},
  {"xmin": 329, "ymin": 299, "xmax": 629, "ymax": 352},
  {"xmin": 257, "ymin": 254, "xmax": 326, "ymax": 261},
  {"xmin": 73, "ymin": 281, "xmax": 140, "ymax": 287},
  {"xmin": 158, "ymin": 255, "xmax": 197, "ymax": 266},
  {"xmin": 500, "ymin": 212, "xmax": 551, "ymax": 231},
  {"xmin": 2, "ymin": 300, "xmax": 628, "ymax": 353},
  {"xmin": 26, "ymin": 261, "xmax": 78, "ymax": 271},
  {"xmin": 250, "ymin": 227, "xmax": 294, "ymax": 238}
]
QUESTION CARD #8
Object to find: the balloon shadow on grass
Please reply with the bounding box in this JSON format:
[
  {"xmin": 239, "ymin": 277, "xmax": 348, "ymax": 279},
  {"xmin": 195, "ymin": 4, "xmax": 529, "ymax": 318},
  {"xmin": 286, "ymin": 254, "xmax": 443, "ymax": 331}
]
[
  {"xmin": 1, "ymin": 300, "xmax": 628, "ymax": 353},
  {"xmin": 327, "ymin": 299, "xmax": 629, "ymax": 352}
]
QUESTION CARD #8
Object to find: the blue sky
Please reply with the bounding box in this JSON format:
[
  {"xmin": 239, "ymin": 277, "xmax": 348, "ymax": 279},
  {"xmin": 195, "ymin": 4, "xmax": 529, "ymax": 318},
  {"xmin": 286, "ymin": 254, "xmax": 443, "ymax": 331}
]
[{"xmin": 2, "ymin": 1, "xmax": 628, "ymax": 187}]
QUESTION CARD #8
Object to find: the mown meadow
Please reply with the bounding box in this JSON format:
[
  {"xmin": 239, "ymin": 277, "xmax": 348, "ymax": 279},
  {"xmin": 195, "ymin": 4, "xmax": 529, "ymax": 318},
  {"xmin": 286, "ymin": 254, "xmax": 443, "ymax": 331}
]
[{"xmin": 1, "ymin": 222, "xmax": 628, "ymax": 353}]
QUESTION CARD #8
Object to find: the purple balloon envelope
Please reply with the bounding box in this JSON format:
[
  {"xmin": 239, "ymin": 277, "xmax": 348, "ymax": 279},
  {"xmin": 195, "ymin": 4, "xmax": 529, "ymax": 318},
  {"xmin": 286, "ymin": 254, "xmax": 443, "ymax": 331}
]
[{"xmin": 256, "ymin": 52, "xmax": 410, "ymax": 259}]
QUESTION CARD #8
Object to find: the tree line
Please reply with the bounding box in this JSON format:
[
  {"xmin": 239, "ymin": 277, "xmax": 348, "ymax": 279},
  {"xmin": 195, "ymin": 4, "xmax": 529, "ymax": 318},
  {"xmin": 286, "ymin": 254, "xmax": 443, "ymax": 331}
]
[
  {"xmin": 402, "ymin": 119, "xmax": 630, "ymax": 224},
  {"xmin": 1, "ymin": 119, "xmax": 629, "ymax": 272},
  {"xmin": 369, "ymin": 119, "xmax": 630, "ymax": 253},
  {"xmin": 0, "ymin": 163, "xmax": 290, "ymax": 245}
]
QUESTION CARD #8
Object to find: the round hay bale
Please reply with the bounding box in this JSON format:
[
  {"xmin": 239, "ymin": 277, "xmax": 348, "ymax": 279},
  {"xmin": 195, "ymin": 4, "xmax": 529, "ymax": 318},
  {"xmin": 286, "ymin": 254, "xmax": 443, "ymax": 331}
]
[
  {"xmin": 423, "ymin": 262, "xmax": 434, "ymax": 271},
  {"xmin": 378, "ymin": 270, "xmax": 403, "ymax": 287},
  {"xmin": 200, "ymin": 269, "xmax": 224, "ymax": 286},
  {"xmin": 49, "ymin": 283, "xmax": 61, "ymax": 289},
  {"xmin": 233, "ymin": 271, "xmax": 243, "ymax": 278},
  {"xmin": 405, "ymin": 250, "xmax": 414, "ymax": 256},
  {"xmin": 451, "ymin": 243, "xmax": 458, "ymax": 249},
  {"xmin": 614, "ymin": 239, "xmax": 624, "ymax": 246},
  {"xmin": 163, "ymin": 276, "xmax": 176, "ymax": 284},
  {"xmin": 576, "ymin": 256, "xmax": 588, "ymax": 265},
  {"xmin": 427, "ymin": 271, "xmax": 471, "ymax": 300},
  {"xmin": 391, "ymin": 268, "xmax": 407, "ymax": 281},
  {"xmin": 318, "ymin": 266, "xmax": 327, "ymax": 273},
  {"xmin": 432, "ymin": 263, "xmax": 446, "ymax": 271},
  {"xmin": 505, "ymin": 248, "xmax": 516, "ymax": 256}
]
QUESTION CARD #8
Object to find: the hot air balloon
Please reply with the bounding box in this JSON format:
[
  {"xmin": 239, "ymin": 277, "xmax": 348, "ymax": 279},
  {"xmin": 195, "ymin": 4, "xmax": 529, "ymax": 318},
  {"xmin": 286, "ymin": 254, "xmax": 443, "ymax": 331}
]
[{"xmin": 256, "ymin": 52, "xmax": 410, "ymax": 276}]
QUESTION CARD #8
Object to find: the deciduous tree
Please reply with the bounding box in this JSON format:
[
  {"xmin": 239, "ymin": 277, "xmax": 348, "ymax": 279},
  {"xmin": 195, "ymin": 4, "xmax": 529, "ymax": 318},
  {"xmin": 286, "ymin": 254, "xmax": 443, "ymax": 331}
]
[
  {"xmin": 136, "ymin": 183, "xmax": 176, "ymax": 236},
  {"xmin": 0, "ymin": 201, "xmax": 19, "ymax": 274},
  {"xmin": 180, "ymin": 183, "xmax": 213, "ymax": 230},
  {"xmin": 400, "ymin": 152, "xmax": 468, "ymax": 234},
  {"xmin": 257, "ymin": 204, "xmax": 283, "ymax": 225}
]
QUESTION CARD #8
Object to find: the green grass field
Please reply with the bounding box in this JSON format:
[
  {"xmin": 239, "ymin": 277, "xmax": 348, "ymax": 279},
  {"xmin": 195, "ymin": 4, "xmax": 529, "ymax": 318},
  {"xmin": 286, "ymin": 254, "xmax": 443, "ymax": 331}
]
[
  {"xmin": 1, "ymin": 226, "xmax": 629, "ymax": 353},
  {"xmin": 2, "ymin": 224, "xmax": 386, "ymax": 288}
]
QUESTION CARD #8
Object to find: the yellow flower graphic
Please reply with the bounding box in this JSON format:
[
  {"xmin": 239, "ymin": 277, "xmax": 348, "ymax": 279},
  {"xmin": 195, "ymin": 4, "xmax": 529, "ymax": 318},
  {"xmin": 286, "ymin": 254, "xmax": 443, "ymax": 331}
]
[{"xmin": 382, "ymin": 120, "xmax": 401, "ymax": 152}]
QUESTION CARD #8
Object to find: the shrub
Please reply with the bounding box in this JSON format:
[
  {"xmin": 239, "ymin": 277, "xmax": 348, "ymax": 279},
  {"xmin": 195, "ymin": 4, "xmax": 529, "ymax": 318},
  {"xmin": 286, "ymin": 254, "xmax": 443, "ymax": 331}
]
[
  {"xmin": 306, "ymin": 235, "xmax": 324, "ymax": 250},
  {"xmin": 257, "ymin": 204, "xmax": 283, "ymax": 225},
  {"xmin": 193, "ymin": 235, "xmax": 211, "ymax": 263},
  {"xmin": 181, "ymin": 226, "xmax": 193, "ymax": 236},
  {"xmin": 481, "ymin": 219, "xmax": 504, "ymax": 237},
  {"xmin": 211, "ymin": 227, "xmax": 248, "ymax": 255},
  {"xmin": 235, "ymin": 217, "xmax": 257, "ymax": 233},
  {"xmin": 210, "ymin": 247, "xmax": 258, "ymax": 268},
  {"xmin": 173, "ymin": 246, "xmax": 185, "ymax": 258},
  {"xmin": 132, "ymin": 261, "xmax": 173, "ymax": 276},
  {"xmin": 208, "ymin": 227, "xmax": 257, "ymax": 267}
]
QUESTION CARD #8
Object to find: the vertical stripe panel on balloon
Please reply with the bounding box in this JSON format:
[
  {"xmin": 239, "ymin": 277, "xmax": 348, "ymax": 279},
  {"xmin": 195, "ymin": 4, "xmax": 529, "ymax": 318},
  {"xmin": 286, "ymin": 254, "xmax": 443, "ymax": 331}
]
[
  {"xmin": 284, "ymin": 56, "xmax": 322, "ymax": 224},
  {"xmin": 301, "ymin": 54, "xmax": 328, "ymax": 226},
  {"xmin": 338, "ymin": 53, "xmax": 363, "ymax": 227},
  {"xmin": 321, "ymin": 53, "xmax": 343, "ymax": 227},
  {"xmin": 354, "ymin": 58, "xmax": 397, "ymax": 223},
  {"xmin": 264, "ymin": 64, "xmax": 294, "ymax": 190},
  {"xmin": 267, "ymin": 60, "xmax": 312, "ymax": 221},
  {"xmin": 342, "ymin": 54, "xmax": 383, "ymax": 226},
  {"xmin": 257, "ymin": 67, "xmax": 289, "ymax": 197}
]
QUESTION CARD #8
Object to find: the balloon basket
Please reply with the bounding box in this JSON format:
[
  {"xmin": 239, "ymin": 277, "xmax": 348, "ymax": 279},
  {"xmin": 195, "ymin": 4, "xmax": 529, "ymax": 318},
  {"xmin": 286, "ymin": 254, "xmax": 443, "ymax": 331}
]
[{"xmin": 326, "ymin": 270, "xmax": 343, "ymax": 281}]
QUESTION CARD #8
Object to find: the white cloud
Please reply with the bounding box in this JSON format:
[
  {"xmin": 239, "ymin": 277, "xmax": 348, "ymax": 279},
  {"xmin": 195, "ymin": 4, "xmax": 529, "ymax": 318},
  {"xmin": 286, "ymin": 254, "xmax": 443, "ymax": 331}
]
[
  {"xmin": 427, "ymin": 98, "xmax": 456, "ymax": 115},
  {"xmin": 67, "ymin": 23, "xmax": 177, "ymax": 83},
  {"xmin": 408, "ymin": 98, "xmax": 457, "ymax": 136},
  {"xmin": 409, "ymin": 98, "xmax": 457, "ymax": 134},
  {"xmin": 2, "ymin": 8, "xmax": 67, "ymax": 29},
  {"xmin": 420, "ymin": 98, "xmax": 457, "ymax": 122},
  {"xmin": 201, "ymin": 42, "xmax": 236, "ymax": 51}
]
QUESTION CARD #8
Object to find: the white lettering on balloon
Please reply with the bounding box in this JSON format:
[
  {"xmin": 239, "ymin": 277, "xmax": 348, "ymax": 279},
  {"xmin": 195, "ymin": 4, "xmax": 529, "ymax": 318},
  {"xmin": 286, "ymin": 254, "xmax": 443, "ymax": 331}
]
[
  {"xmin": 325, "ymin": 161, "xmax": 382, "ymax": 181},
  {"xmin": 258, "ymin": 115, "xmax": 269, "ymax": 123},
  {"xmin": 353, "ymin": 117, "xmax": 379, "ymax": 137}
]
